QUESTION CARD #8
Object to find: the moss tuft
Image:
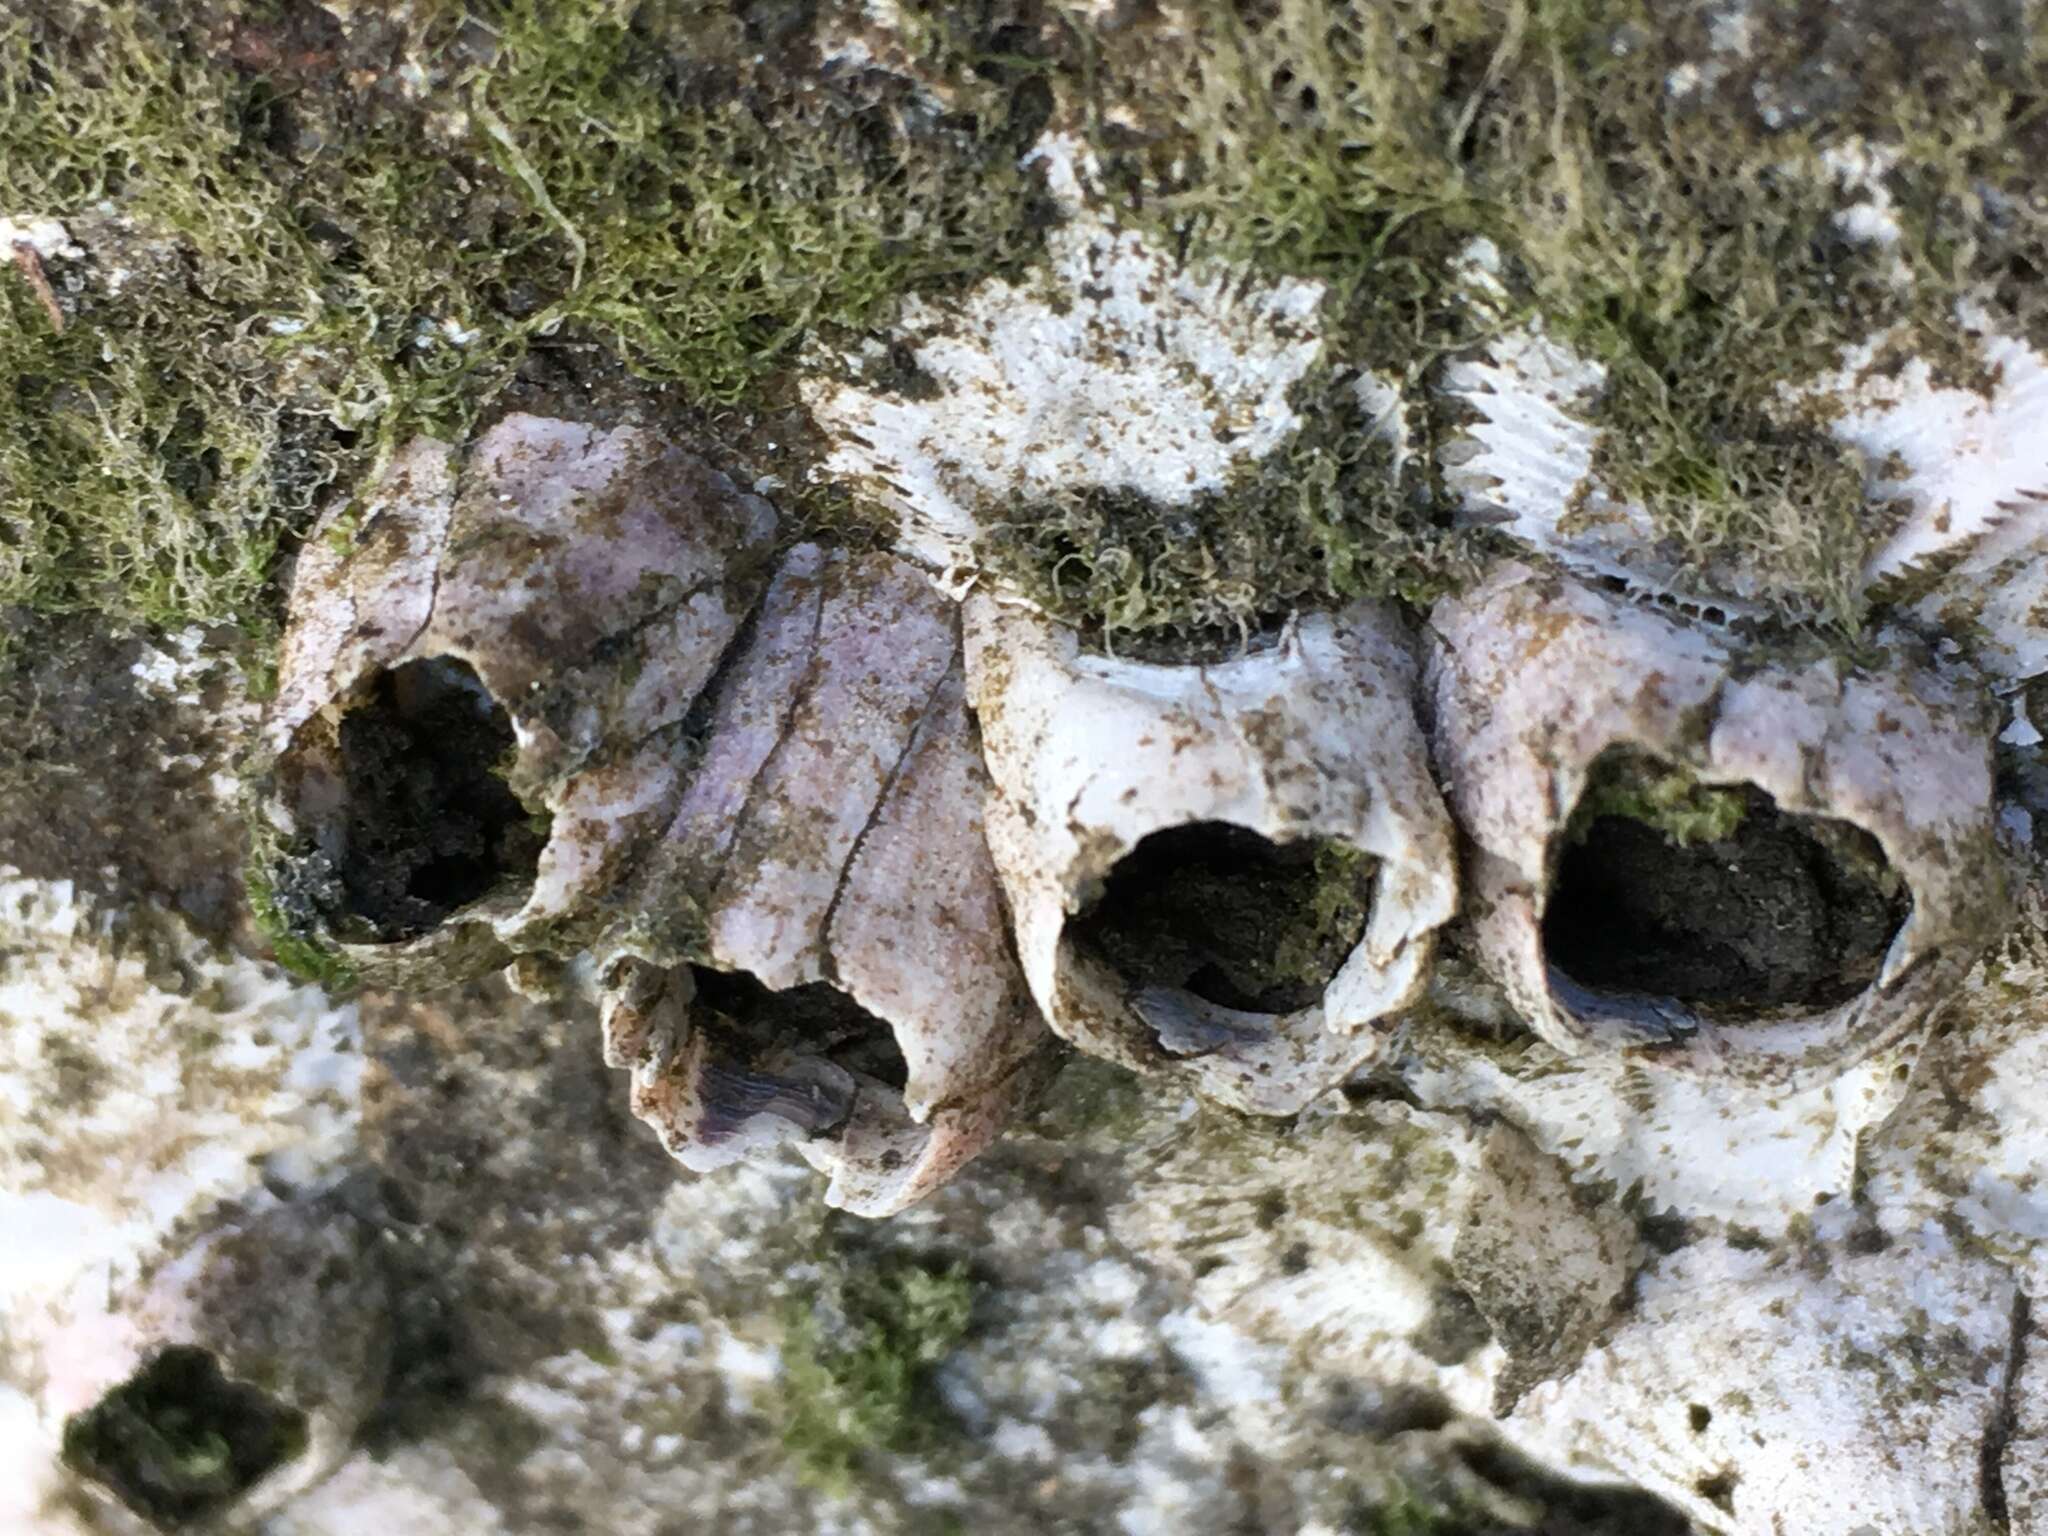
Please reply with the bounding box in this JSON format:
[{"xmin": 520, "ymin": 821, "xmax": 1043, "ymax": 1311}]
[
  {"xmin": 1566, "ymin": 749, "xmax": 1750, "ymax": 851},
  {"xmin": 980, "ymin": 366, "xmax": 1484, "ymax": 649},
  {"xmin": 0, "ymin": 0, "xmax": 1045, "ymax": 658},
  {"xmin": 244, "ymin": 846, "xmax": 359, "ymax": 992},
  {"xmin": 779, "ymin": 1255, "xmax": 975, "ymax": 1496}
]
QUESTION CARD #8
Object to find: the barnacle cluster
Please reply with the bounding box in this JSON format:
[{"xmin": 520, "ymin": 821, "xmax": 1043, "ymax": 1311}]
[
  {"xmin": 257, "ymin": 391, "xmax": 2020, "ymax": 1213},
  {"xmin": 242, "ymin": 45, "xmax": 2040, "ymax": 1232}
]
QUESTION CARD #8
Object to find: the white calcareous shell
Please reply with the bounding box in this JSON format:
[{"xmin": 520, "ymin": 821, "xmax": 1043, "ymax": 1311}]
[
  {"xmin": 599, "ymin": 548, "xmax": 1052, "ymax": 1217},
  {"xmin": 262, "ymin": 415, "xmax": 778, "ymax": 984},
  {"xmin": 801, "ymin": 134, "xmax": 1326, "ymax": 595},
  {"xmin": 965, "ymin": 597, "xmax": 1457, "ymax": 1114},
  {"xmin": 1507, "ymin": 1232, "xmax": 2023, "ymax": 1536},
  {"xmin": 1428, "ymin": 562, "xmax": 2005, "ymax": 1085}
]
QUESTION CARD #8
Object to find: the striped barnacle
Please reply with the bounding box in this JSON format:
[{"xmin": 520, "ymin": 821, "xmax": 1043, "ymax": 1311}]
[{"xmin": 598, "ymin": 548, "xmax": 1051, "ymax": 1216}]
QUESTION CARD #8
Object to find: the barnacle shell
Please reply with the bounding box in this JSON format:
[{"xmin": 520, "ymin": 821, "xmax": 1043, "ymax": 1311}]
[
  {"xmin": 1435, "ymin": 316, "xmax": 1744, "ymax": 610},
  {"xmin": 41, "ymin": 1189, "xmax": 390, "ymax": 1528},
  {"xmin": 801, "ymin": 135, "xmax": 1325, "ymax": 593},
  {"xmin": 1428, "ymin": 562, "xmax": 2005, "ymax": 1084},
  {"xmin": 261, "ymin": 416, "xmax": 777, "ymax": 984},
  {"xmin": 1511, "ymin": 1231, "xmax": 2023, "ymax": 1535},
  {"xmin": 599, "ymin": 547, "xmax": 1051, "ymax": 1216},
  {"xmin": 965, "ymin": 597, "xmax": 1456, "ymax": 1114}
]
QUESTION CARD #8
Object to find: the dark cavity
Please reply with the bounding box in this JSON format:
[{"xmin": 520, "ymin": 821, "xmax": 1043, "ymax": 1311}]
[
  {"xmin": 334, "ymin": 656, "xmax": 545, "ymax": 941},
  {"xmin": 61, "ymin": 1346, "xmax": 309, "ymax": 1528},
  {"xmin": 684, "ymin": 967, "xmax": 907, "ymax": 1141},
  {"xmin": 1070, "ymin": 821, "xmax": 1376, "ymax": 1014},
  {"xmin": 1544, "ymin": 757, "xmax": 1910, "ymax": 1017}
]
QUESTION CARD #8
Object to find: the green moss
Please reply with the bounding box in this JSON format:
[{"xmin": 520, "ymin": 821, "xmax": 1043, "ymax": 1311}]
[
  {"xmin": 0, "ymin": 0, "xmax": 1043, "ymax": 658},
  {"xmin": 6, "ymin": 0, "xmax": 2042, "ymax": 669},
  {"xmin": 1567, "ymin": 749, "xmax": 1749, "ymax": 850},
  {"xmin": 1079, "ymin": 0, "xmax": 2046, "ymax": 636},
  {"xmin": 778, "ymin": 1256, "xmax": 975, "ymax": 1496},
  {"xmin": 981, "ymin": 365, "xmax": 1483, "ymax": 647},
  {"xmin": 244, "ymin": 848, "xmax": 358, "ymax": 992},
  {"xmin": 1269, "ymin": 840, "xmax": 1379, "ymax": 990}
]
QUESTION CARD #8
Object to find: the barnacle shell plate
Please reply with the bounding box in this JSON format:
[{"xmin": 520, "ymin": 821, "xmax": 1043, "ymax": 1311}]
[
  {"xmin": 966, "ymin": 596, "xmax": 1456, "ymax": 1115},
  {"xmin": 1429, "ymin": 562, "xmax": 2005, "ymax": 1085}
]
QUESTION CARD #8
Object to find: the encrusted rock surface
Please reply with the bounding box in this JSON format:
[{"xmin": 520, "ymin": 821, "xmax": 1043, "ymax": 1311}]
[{"xmin": 4, "ymin": 1, "xmax": 2048, "ymax": 1533}]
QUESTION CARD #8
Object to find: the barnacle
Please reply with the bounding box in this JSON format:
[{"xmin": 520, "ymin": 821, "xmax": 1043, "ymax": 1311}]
[
  {"xmin": 47, "ymin": 1189, "xmax": 389, "ymax": 1530},
  {"xmin": 966, "ymin": 597, "xmax": 1456, "ymax": 1115},
  {"xmin": 258, "ymin": 414, "xmax": 778, "ymax": 986},
  {"xmin": 599, "ymin": 548, "xmax": 1050, "ymax": 1217},
  {"xmin": 1427, "ymin": 563, "xmax": 2006, "ymax": 1085}
]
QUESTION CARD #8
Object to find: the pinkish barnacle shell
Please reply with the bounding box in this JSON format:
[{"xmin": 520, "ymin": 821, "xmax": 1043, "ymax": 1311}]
[
  {"xmin": 599, "ymin": 547, "xmax": 1052, "ymax": 1216},
  {"xmin": 261, "ymin": 415, "xmax": 777, "ymax": 984},
  {"xmin": 1427, "ymin": 562, "xmax": 2007, "ymax": 1084},
  {"xmin": 964, "ymin": 598, "xmax": 1457, "ymax": 1116}
]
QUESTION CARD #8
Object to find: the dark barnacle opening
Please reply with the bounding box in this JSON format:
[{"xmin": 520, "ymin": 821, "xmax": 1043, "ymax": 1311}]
[
  {"xmin": 1068, "ymin": 821, "xmax": 1377, "ymax": 1028},
  {"xmin": 685, "ymin": 967, "xmax": 908, "ymax": 1142},
  {"xmin": 61, "ymin": 1346, "xmax": 309, "ymax": 1528},
  {"xmin": 1542, "ymin": 748, "xmax": 1911, "ymax": 1017},
  {"xmin": 331, "ymin": 657, "xmax": 546, "ymax": 941}
]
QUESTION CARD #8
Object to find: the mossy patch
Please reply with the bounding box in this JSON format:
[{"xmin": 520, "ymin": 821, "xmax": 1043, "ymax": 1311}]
[
  {"xmin": 1071, "ymin": 0, "xmax": 2047, "ymax": 636},
  {"xmin": 0, "ymin": 0, "xmax": 1047, "ymax": 660},
  {"xmin": 778, "ymin": 1253, "xmax": 976, "ymax": 1496},
  {"xmin": 6, "ymin": 0, "xmax": 2042, "ymax": 667},
  {"xmin": 244, "ymin": 821, "xmax": 360, "ymax": 991},
  {"xmin": 1564, "ymin": 750, "xmax": 1751, "ymax": 851},
  {"xmin": 979, "ymin": 365, "xmax": 1484, "ymax": 647}
]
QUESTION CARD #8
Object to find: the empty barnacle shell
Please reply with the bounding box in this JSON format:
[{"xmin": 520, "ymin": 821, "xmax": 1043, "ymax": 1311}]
[
  {"xmin": 258, "ymin": 414, "xmax": 777, "ymax": 985},
  {"xmin": 598, "ymin": 547, "xmax": 1052, "ymax": 1216},
  {"xmin": 1427, "ymin": 562, "xmax": 2006, "ymax": 1084},
  {"xmin": 42, "ymin": 1187, "xmax": 390, "ymax": 1530},
  {"xmin": 963, "ymin": 597, "xmax": 1457, "ymax": 1116}
]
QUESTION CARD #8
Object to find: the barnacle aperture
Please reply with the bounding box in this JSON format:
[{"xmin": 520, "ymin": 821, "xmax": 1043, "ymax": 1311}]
[
  {"xmin": 260, "ymin": 418, "xmax": 780, "ymax": 985},
  {"xmin": 598, "ymin": 546, "xmax": 1051, "ymax": 1214},
  {"xmin": 687, "ymin": 965, "xmax": 908, "ymax": 1139},
  {"xmin": 1428, "ymin": 563, "xmax": 2002, "ymax": 1082},
  {"xmin": 967, "ymin": 597, "xmax": 1456, "ymax": 1114},
  {"xmin": 61, "ymin": 1347, "xmax": 309, "ymax": 1529},
  {"xmin": 1070, "ymin": 822, "xmax": 1377, "ymax": 1018},
  {"xmin": 1543, "ymin": 749, "xmax": 1910, "ymax": 1016},
  {"xmin": 330, "ymin": 656, "xmax": 545, "ymax": 942}
]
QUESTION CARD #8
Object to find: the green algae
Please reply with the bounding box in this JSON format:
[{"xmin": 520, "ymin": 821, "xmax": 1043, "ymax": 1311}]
[
  {"xmin": 0, "ymin": 0, "xmax": 1044, "ymax": 658},
  {"xmin": 778, "ymin": 1255, "xmax": 976, "ymax": 1496}
]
